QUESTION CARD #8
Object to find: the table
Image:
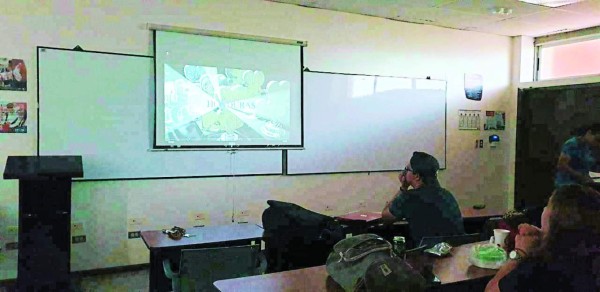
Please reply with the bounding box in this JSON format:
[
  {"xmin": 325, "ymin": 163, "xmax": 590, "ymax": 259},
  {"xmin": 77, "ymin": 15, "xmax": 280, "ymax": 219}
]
[
  {"xmin": 335, "ymin": 211, "xmax": 382, "ymax": 223},
  {"xmin": 461, "ymin": 207, "xmax": 505, "ymax": 219},
  {"xmin": 336, "ymin": 207, "xmax": 506, "ymax": 235},
  {"xmin": 461, "ymin": 207, "xmax": 506, "ymax": 234},
  {"xmin": 432, "ymin": 241, "xmax": 497, "ymax": 284},
  {"xmin": 335, "ymin": 211, "xmax": 387, "ymax": 232},
  {"xmin": 336, "ymin": 207, "xmax": 505, "ymax": 222},
  {"xmin": 214, "ymin": 265, "xmax": 333, "ymax": 291},
  {"xmin": 214, "ymin": 241, "xmax": 497, "ymax": 291},
  {"xmin": 141, "ymin": 223, "xmax": 264, "ymax": 292},
  {"xmin": 336, "ymin": 211, "xmax": 409, "ymax": 243}
]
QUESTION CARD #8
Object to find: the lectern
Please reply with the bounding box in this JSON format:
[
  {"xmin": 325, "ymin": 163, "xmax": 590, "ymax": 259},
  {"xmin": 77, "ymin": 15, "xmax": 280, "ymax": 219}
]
[{"xmin": 3, "ymin": 156, "xmax": 83, "ymax": 291}]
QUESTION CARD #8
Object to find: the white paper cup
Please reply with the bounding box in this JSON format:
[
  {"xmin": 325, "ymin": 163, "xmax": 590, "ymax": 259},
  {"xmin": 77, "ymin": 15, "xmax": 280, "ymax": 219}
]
[{"xmin": 490, "ymin": 229, "xmax": 510, "ymax": 247}]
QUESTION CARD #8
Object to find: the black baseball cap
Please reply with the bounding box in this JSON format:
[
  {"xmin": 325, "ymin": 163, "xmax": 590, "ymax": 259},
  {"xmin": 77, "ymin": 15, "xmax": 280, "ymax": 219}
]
[{"xmin": 410, "ymin": 152, "xmax": 440, "ymax": 180}]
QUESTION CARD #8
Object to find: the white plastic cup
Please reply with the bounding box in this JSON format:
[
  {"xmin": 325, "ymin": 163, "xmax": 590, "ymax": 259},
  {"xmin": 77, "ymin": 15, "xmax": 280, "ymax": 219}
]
[{"xmin": 489, "ymin": 229, "xmax": 510, "ymax": 248}]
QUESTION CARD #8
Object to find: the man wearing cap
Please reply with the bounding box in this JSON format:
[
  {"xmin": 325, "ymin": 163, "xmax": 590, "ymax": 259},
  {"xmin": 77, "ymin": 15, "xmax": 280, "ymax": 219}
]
[{"xmin": 382, "ymin": 151, "xmax": 465, "ymax": 246}]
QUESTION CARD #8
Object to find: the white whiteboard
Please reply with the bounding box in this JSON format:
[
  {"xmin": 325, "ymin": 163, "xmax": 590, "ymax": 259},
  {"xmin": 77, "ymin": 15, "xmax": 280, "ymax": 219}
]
[
  {"xmin": 287, "ymin": 71, "xmax": 446, "ymax": 174},
  {"xmin": 38, "ymin": 48, "xmax": 282, "ymax": 180}
]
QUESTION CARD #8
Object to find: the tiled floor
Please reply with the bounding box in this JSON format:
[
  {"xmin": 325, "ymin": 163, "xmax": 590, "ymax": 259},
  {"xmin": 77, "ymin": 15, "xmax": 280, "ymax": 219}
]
[
  {"xmin": 0, "ymin": 268, "xmax": 150, "ymax": 292},
  {"xmin": 73, "ymin": 268, "xmax": 149, "ymax": 292}
]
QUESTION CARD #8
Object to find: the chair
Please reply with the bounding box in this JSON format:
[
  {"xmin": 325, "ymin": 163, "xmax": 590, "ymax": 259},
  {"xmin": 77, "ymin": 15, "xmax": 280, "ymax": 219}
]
[
  {"xmin": 418, "ymin": 233, "xmax": 481, "ymax": 249},
  {"xmin": 480, "ymin": 216, "xmax": 503, "ymax": 241},
  {"xmin": 162, "ymin": 244, "xmax": 265, "ymax": 292},
  {"xmin": 366, "ymin": 221, "xmax": 410, "ymax": 246}
]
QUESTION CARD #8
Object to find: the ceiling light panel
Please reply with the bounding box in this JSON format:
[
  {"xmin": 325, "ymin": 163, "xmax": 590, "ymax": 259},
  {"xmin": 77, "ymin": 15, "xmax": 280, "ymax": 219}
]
[
  {"xmin": 518, "ymin": 0, "xmax": 586, "ymax": 8},
  {"xmin": 440, "ymin": 0, "xmax": 551, "ymax": 18}
]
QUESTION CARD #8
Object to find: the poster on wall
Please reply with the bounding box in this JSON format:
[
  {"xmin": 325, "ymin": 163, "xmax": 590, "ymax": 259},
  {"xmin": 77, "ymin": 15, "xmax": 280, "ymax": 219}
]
[
  {"xmin": 464, "ymin": 73, "xmax": 483, "ymax": 101},
  {"xmin": 0, "ymin": 102, "xmax": 27, "ymax": 133},
  {"xmin": 458, "ymin": 109, "xmax": 481, "ymax": 130},
  {"xmin": 484, "ymin": 111, "xmax": 505, "ymax": 131},
  {"xmin": 0, "ymin": 58, "xmax": 27, "ymax": 91}
]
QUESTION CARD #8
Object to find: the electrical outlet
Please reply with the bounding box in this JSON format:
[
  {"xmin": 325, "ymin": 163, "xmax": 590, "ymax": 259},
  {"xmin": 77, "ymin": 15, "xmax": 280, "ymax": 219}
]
[
  {"xmin": 128, "ymin": 231, "xmax": 141, "ymax": 239},
  {"xmin": 189, "ymin": 212, "xmax": 207, "ymax": 221},
  {"xmin": 71, "ymin": 235, "xmax": 87, "ymax": 244},
  {"xmin": 72, "ymin": 222, "xmax": 83, "ymax": 232},
  {"xmin": 357, "ymin": 201, "xmax": 367, "ymax": 210},
  {"xmin": 236, "ymin": 210, "xmax": 250, "ymax": 223},
  {"xmin": 6, "ymin": 226, "xmax": 18, "ymax": 235},
  {"xmin": 71, "ymin": 222, "xmax": 84, "ymax": 236},
  {"xmin": 479, "ymin": 139, "xmax": 484, "ymax": 148},
  {"xmin": 128, "ymin": 217, "xmax": 147, "ymax": 227},
  {"xmin": 5, "ymin": 242, "xmax": 18, "ymax": 250},
  {"xmin": 189, "ymin": 212, "xmax": 209, "ymax": 227}
]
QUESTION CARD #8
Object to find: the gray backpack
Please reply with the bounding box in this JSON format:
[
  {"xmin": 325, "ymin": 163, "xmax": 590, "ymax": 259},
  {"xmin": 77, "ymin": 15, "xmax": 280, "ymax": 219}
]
[{"xmin": 326, "ymin": 234, "xmax": 426, "ymax": 291}]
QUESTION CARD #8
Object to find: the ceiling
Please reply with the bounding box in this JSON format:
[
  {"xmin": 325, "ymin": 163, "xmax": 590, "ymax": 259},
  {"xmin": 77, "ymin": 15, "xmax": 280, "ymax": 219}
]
[{"xmin": 267, "ymin": 0, "xmax": 600, "ymax": 37}]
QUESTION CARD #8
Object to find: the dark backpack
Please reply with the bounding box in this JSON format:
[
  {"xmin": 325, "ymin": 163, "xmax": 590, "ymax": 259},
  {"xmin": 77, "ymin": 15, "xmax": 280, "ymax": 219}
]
[{"xmin": 262, "ymin": 200, "xmax": 344, "ymax": 273}]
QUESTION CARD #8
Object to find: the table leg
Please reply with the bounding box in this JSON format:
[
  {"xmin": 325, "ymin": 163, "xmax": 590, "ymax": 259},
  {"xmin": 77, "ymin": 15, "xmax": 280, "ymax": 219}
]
[
  {"xmin": 149, "ymin": 249, "xmax": 172, "ymax": 292},
  {"xmin": 149, "ymin": 250, "xmax": 158, "ymax": 292}
]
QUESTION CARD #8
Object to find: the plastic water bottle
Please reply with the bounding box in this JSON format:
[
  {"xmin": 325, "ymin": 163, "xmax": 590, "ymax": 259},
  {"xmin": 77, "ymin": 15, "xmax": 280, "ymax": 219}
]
[{"xmin": 393, "ymin": 236, "xmax": 406, "ymax": 258}]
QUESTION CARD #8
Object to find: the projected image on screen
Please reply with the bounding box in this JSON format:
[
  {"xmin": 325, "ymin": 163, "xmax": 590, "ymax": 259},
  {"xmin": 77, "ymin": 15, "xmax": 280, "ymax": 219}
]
[{"xmin": 164, "ymin": 64, "xmax": 291, "ymax": 144}]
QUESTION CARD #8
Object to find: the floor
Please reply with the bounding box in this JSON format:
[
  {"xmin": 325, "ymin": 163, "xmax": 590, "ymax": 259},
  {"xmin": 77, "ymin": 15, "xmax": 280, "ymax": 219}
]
[
  {"xmin": 73, "ymin": 268, "xmax": 149, "ymax": 292},
  {"xmin": 0, "ymin": 268, "xmax": 150, "ymax": 292}
]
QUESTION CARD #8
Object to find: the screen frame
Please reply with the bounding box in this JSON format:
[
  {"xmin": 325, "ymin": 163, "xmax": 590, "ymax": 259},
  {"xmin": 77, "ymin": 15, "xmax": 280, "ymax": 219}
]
[{"xmin": 152, "ymin": 29, "xmax": 305, "ymax": 151}]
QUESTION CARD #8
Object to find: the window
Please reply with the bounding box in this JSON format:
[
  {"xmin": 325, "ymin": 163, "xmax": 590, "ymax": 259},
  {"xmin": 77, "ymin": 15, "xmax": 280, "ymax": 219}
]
[{"xmin": 537, "ymin": 36, "xmax": 600, "ymax": 80}]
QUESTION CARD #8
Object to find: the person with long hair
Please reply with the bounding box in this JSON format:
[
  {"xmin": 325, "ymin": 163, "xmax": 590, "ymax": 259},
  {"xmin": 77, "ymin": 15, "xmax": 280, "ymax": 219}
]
[
  {"xmin": 485, "ymin": 184, "xmax": 600, "ymax": 291},
  {"xmin": 555, "ymin": 124, "xmax": 600, "ymax": 187}
]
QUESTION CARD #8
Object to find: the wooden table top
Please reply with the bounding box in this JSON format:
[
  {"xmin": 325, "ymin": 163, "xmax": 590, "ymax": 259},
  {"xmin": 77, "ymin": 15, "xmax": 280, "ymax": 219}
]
[
  {"xmin": 214, "ymin": 265, "xmax": 336, "ymax": 292},
  {"xmin": 432, "ymin": 241, "xmax": 497, "ymax": 284},
  {"xmin": 335, "ymin": 211, "xmax": 383, "ymax": 223},
  {"xmin": 141, "ymin": 223, "xmax": 263, "ymax": 250},
  {"xmin": 214, "ymin": 241, "xmax": 498, "ymax": 291},
  {"xmin": 461, "ymin": 207, "xmax": 505, "ymax": 219},
  {"xmin": 335, "ymin": 207, "xmax": 505, "ymax": 223}
]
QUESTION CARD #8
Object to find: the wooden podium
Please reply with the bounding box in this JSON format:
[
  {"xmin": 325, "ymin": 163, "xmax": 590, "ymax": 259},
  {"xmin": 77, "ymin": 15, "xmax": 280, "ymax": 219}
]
[{"xmin": 3, "ymin": 156, "xmax": 83, "ymax": 291}]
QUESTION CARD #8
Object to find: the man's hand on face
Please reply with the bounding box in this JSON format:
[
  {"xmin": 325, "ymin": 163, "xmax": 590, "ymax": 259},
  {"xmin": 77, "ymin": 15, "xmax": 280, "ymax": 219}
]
[
  {"xmin": 514, "ymin": 233, "xmax": 539, "ymax": 256},
  {"xmin": 518, "ymin": 224, "xmax": 542, "ymax": 237},
  {"xmin": 399, "ymin": 172, "xmax": 410, "ymax": 191}
]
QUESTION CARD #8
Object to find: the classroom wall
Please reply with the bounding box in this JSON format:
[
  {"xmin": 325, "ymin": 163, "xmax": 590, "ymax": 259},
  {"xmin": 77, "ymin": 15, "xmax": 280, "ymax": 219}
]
[{"xmin": 0, "ymin": 0, "xmax": 514, "ymax": 277}]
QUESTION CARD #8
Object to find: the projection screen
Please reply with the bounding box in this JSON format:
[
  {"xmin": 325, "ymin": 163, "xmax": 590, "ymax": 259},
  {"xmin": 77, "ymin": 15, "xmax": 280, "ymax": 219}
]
[{"xmin": 154, "ymin": 30, "xmax": 304, "ymax": 150}]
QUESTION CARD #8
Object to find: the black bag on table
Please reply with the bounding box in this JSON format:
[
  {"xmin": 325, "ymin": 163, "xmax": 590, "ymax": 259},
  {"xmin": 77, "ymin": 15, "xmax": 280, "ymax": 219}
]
[{"xmin": 262, "ymin": 200, "xmax": 344, "ymax": 273}]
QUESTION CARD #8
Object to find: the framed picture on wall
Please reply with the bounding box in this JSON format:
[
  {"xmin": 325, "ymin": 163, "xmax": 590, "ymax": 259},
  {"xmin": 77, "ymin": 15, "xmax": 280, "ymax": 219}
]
[
  {"xmin": 484, "ymin": 111, "xmax": 505, "ymax": 131},
  {"xmin": 464, "ymin": 73, "xmax": 482, "ymax": 101},
  {"xmin": 0, "ymin": 58, "xmax": 27, "ymax": 91},
  {"xmin": 0, "ymin": 102, "xmax": 27, "ymax": 133}
]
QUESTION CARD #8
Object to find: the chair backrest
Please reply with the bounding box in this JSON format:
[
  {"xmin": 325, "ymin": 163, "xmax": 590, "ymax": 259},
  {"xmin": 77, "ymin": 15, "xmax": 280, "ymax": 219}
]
[
  {"xmin": 178, "ymin": 244, "xmax": 261, "ymax": 292},
  {"xmin": 481, "ymin": 217, "xmax": 503, "ymax": 241},
  {"xmin": 419, "ymin": 233, "xmax": 481, "ymax": 249}
]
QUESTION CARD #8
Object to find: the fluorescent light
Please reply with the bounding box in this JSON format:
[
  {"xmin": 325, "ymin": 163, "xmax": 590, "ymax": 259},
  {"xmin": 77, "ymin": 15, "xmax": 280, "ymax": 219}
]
[
  {"xmin": 518, "ymin": 0, "xmax": 586, "ymax": 8},
  {"xmin": 491, "ymin": 7, "xmax": 513, "ymax": 15}
]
